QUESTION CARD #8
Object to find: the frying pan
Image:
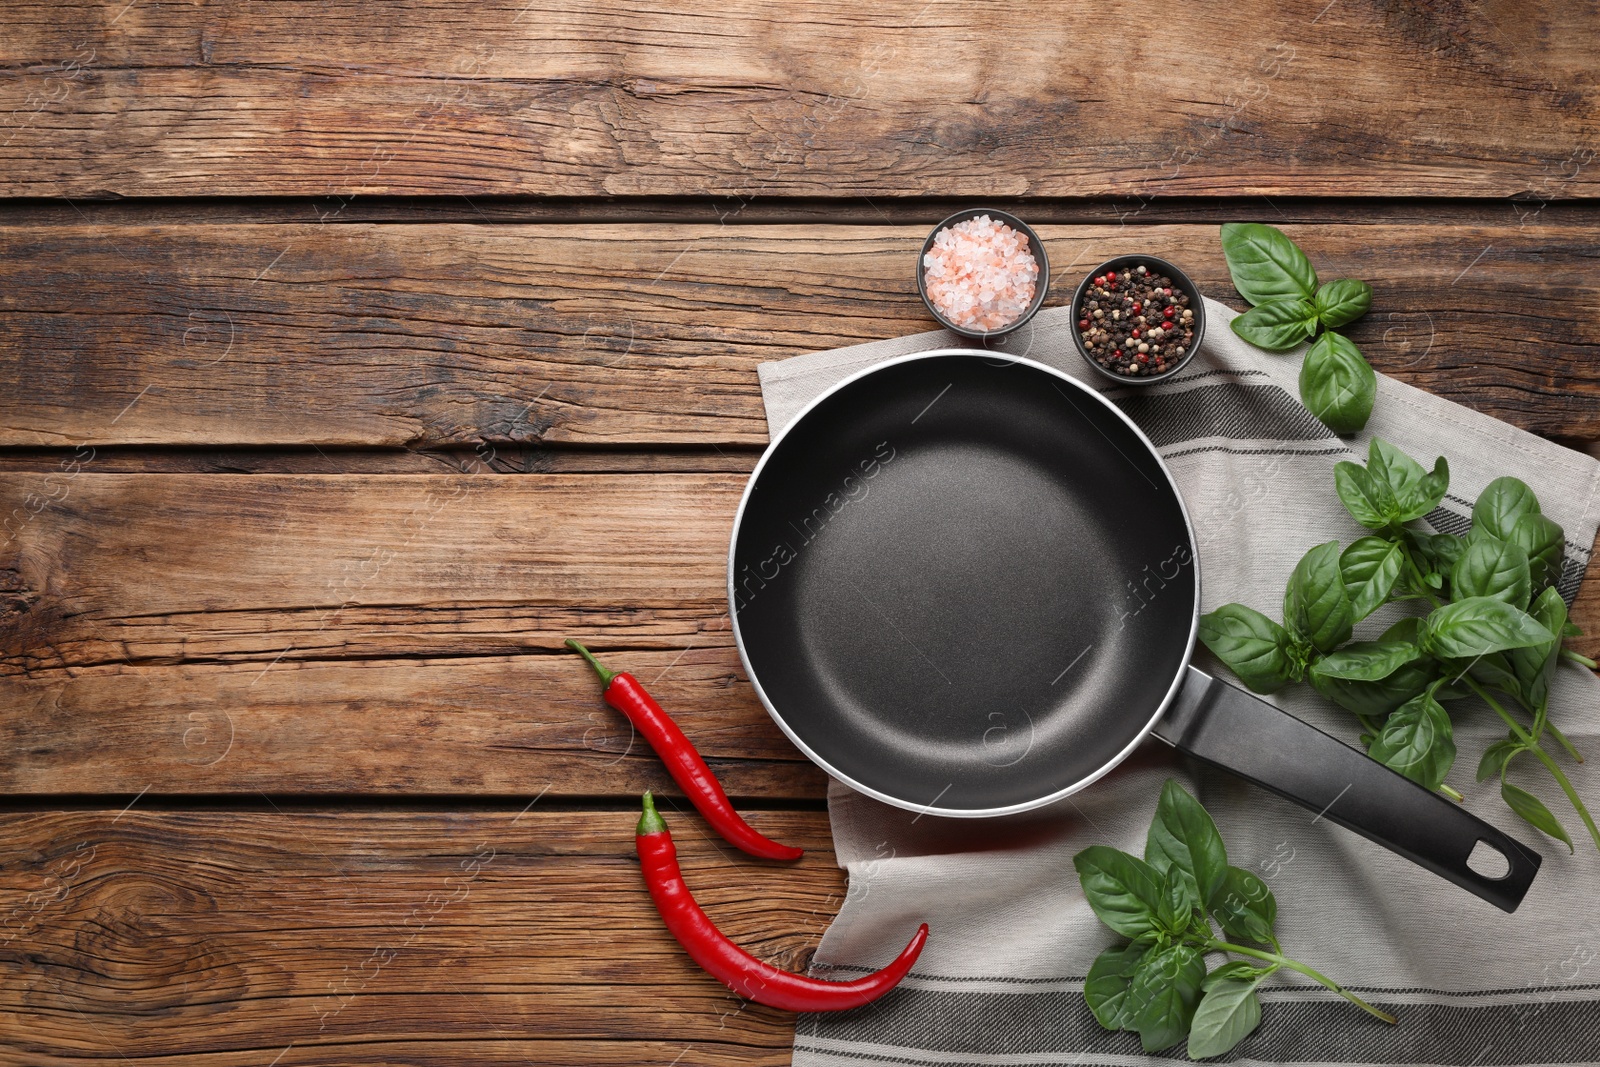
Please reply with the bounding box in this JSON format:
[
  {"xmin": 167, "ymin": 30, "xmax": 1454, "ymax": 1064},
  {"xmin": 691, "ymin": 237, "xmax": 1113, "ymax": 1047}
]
[{"xmin": 729, "ymin": 349, "xmax": 1540, "ymax": 912}]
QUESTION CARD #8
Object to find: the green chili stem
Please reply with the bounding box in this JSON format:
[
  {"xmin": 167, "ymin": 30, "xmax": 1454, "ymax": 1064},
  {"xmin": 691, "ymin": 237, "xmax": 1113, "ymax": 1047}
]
[
  {"xmin": 1209, "ymin": 940, "xmax": 1397, "ymax": 1025},
  {"xmin": 564, "ymin": 638, "xmax": 617, "ymax": 687},
  {"xmin": 1562, "ymin": 648, "xmax": 1599, "ymax": 670},
  {"xmin": 1467, "ymin": 678, "xmax": 1600, "ymax": 854}
]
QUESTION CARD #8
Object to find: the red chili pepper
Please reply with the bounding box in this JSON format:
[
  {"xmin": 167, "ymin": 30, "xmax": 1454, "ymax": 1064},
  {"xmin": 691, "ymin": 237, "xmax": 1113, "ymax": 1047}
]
[
  {"xmin": 567, "ymin": 639, "xmax": 802, "ymax": 861},
  {"xmin": 635, "ymin": 792, "xmax": 928, "ymax": 1011}
]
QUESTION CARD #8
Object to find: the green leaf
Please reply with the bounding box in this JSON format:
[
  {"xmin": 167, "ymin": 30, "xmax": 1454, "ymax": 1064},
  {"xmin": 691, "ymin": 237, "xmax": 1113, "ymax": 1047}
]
[
  {"xmin": 1312, "ymin": 278, "xmax": 1373, "ymax": 329},
  {"xmin": 1199, "ymin": 605, "xmax": 1298, "ymax": 693},
  {"xmin": 1157, "ymin": 866, "xmax": 1198, "ymax": 936},
  {"xmin": 1340, "ymin": 537, "xmax": 1405, "ymax": 621},
  {"xmin": 1508, "ymin": 512, "xmax": 1564, "ymax": 594},
  {"xmin": 1476, "ymin": 737, "xmax": 1521, "ymax": 783},
  {"xmin": 1421, "ymin": 597, "xmax": 1555, "ymax": 659},
  {"xmin": 1299, "ymin": 332, "xmax": 1376, "ymax": 434},
  {"xmin": 1231, "ymin": 298, "xmax": 1319, "ymax": 350},
  {"xmin": 1187, "ymin": 976, "xmax": 1265, "ymax": 1060},
  {"xmin": 1309, "ymin": 639, "xmax": 1419, "ymax": 683},
  {"xmin": 1367, "ymin": 690, "xmax": 1456, "ymax": 792},
  {"xmin": 1203, "ymin": 962, "xmax": 1273, "ymax": 991},
  {"xmin": 1220, "ymin": 222, "xmax": 1319, "ymax": 304},
  {"xmin": 1128, "ymin": 943, "xmax": 1207, "ymax": 1053},
  {"xmin": 1074, "ymin": 846, "xmax": 1167, "ymax": 939},
  {"xmin": 1283, "ymin": 541, "xmax": 1354, "ymax": 652},
  {"xmin": 1502, "ymin": 780, "xmax": 1574, "ymax": 853},
  {"xmin": 1085, "ymin": 944, "xmax": 1150, "ymax": 1031},
  {"xmin": 1310, "ymin": 655, "xmax": 1435, "ymax": 719},
  {"xmin": 1473, "ymin": 477, "xmax": 1541, "ymax": 541},
  {"xmin": 1507, "ymin": 586, "xmax": 1567, "ymax": 711},
  {"xmin": 1145, "ymin": 780, "xmax": 1230, "ymax": 910},
  {"xmin": 1333, "ymin": 462, "xmax": 1391, "ymax": 529},
  {"xmin": 1427, "ymin": 533, "xmax": 1466, "ymax": 573},
  {"xmin": 1451, "ymin": 534, "xmax": 1532, "ymax": 609},
  {"xmin": 1367, "ymin": 439, "xmax": 1449, "ymax": 524},
  {"xmin": 1210, "ymin": 866, "xmax": 1277, "ymax": 944}
]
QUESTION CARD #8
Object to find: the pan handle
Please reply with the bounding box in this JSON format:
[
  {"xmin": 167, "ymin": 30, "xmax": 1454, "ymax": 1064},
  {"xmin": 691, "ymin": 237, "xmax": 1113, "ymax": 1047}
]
[{"xmin": 1151, "ymin": 666, "xmax": 1540, "ymax": 913}]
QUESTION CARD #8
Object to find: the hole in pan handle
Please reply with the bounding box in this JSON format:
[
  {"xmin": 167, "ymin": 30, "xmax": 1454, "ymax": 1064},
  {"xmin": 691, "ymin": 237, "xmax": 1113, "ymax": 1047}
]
[{"xmin": 1152, "ymin": 666, "xmax": 1541, "ymax": 913}]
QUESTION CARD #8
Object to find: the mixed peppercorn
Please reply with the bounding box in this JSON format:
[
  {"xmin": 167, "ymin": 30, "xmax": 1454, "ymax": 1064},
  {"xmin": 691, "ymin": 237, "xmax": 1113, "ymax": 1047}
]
[{"xmin": 1077, "ymin": 264, "xmax": 1195, "ymax": 377}]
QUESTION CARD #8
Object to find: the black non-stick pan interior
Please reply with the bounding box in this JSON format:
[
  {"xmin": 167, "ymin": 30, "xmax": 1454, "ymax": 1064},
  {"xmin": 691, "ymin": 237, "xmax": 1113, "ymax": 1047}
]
[{"xmin": 732, "ymin": 352, "xmax": 1198, "ymax": 814}]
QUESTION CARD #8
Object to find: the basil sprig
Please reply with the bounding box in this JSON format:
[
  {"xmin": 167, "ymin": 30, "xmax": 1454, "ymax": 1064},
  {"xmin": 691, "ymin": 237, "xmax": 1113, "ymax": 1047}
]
[
  {"xmin": 1200, "ymin": 438, "xmax": 1599, "ymax": 852},
  {"xmin": 1075, "ymin": 781, "xmax": 1396, "ymax": 1059},
  {"xmin": 1220, "ymin": 223, "xmax": 1377, "ymax": 434}
]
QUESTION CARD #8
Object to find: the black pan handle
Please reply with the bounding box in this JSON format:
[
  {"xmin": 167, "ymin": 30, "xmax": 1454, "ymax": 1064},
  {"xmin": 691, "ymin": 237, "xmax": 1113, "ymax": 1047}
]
[{"xmin": 1151, "ymin": 666, "xmax": 1540, "ymax": 913}]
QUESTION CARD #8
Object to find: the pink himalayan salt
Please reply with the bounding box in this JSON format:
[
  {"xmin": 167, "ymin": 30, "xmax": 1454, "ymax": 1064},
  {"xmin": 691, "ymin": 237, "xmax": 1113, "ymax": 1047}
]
[{"xmin": 922, "ymin": 215, "xmax": 1040, "ymax": 332}]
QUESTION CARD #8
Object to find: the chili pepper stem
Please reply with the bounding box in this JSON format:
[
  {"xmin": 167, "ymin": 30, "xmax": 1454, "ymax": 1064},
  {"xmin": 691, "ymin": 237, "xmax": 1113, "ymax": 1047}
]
[
  {"xmin": 1210, "ymin": 940, "xmax": 1396, "ymax": 1025},
  {"xmin": 638, "ymin": 791, "xmax": 667, "ymax": 835},
  {"xmin": 565, "ymin": 638, "xmax": 617, "ymax": 687}
]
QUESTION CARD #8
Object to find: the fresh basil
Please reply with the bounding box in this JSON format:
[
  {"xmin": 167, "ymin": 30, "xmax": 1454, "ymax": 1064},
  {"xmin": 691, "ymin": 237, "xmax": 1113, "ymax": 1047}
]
[
  {"xmin": 1231, "ymin": 298, "xmax": 1320, "ymax": 350},
  {"xmin": 1309, "ymin": 640, "xmax": 1419, "ymax": 683},
  {"xmin": 1472, "ymin": 476, "xmax": 1541, "ymax": 541},
  {"xmin": 1077, "ymin": 781, "xmax": 1392, "ymax": 1058},
  {"xmin": 1312, "ymin": 278, "xmax": 1373, "ymax": 329},
  {"xmin": 1502, "ymin": 781, "xmax": 1573, "ymax": 852},
  {"xmin": 1299, "ymin": 332, "xmax": 1376, "ymax": 434},
  {"xmin": 1450, "ymin": 534, "xmax": 1531, "ymax": 609},
  {"xmin": 1220, "ymin": 222, "xmax": 1318, "ymax": 303},
  {"xmin": 1188, "ymin": 976, "xmax": 1265, "ymax": 1060},
  {"xmin": 1339, "ymin": 537, "xmax": 1404, "ymax": 621},
  {"xmin": 1367, "ymin": 690, "xmax": 1456, "ymax": 792},
  {"xmin": 1284, "ymin": 541, "xmax": 1353, "ymax": 652},
  {"xmin": 1073, "ymin": 846, "xmax": 1167, "ymax": 938},
  {"xmin": 1197, "ymin": 437, "xmax": 1596, "ymax": 852},
  {"xmin": 1145, "ymin": 779, "xmax": 1230, "ymax": 909},
  {"xmin": 1421, "ymin": 597, "xmax": 1554, "ymax": 659},
  {"xmin": 1198, "ymin": 605, "xmax": 1298, "ymax": 693}
]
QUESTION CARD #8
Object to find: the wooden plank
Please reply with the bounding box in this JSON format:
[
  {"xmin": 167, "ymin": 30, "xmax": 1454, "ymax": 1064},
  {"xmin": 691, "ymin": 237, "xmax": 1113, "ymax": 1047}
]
[
  {"xmin": 0, "ymin": 472, "xmax": 834, "ymax": 797},
  {"xmin": 4, "ymin": 221, "xmax": 1600, "ymax": 447},
  {"xmin": 1, "ymin": 1, "xmax": 1597, "ymax": 198},
  {"xmin": 0, "ymin": 807, "xmax": 843, "ymax": 1065}
]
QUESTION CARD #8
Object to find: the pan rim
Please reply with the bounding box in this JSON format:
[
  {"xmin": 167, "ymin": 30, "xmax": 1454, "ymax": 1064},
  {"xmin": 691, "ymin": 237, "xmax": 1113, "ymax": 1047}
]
[{"xmin": 728, "ymin": 348, "xmax": 1201, "ymax": 818}]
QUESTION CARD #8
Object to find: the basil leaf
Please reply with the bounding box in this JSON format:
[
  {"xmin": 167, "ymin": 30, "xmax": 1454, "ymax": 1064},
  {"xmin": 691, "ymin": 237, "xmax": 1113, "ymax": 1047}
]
[
  {"xmin": 1145, "ymin": 780, "xmax": 1229, "ymax": 910},
  {"xmin": 1507, "ymin": 585, "xmax": 1567, "ymax": 711},
  {"xmin": 1450, "ymin": 534, "xmax": 1531, "ymax": 609},
  {"xmin": 1230, "ymin": 298, "xmax": 1319, "ymax": 350},
  {"xmin": 1367, "ymin": 690, "xmax": 1456, "ymax": 792},
  {"xmin": 1367, "ymin": 439, "xmax": 1449, "ymax": 524},
  {"xmin": 1128, "ymin": 943, "xmax": 1206, "ymax": 1053},
  {"xmin": 1283, "ymin": 541, "xmax": 1353, "ymax": 652},
  {"xmin": 1202, "ymin": 961, "xmax": 1273, "ymax": 991},
  {"xmin": 1300, "ymin": 332, "xmax": 1376, "ymax": 434},
  {"xmin": 1310, "ymin": 655, "xmax": 1434, "ymax": 719},
  {"xmin": 1473, "ymin": 476, "xmax": 1541, "ymax": 541},
  {"xmin": 1421, "ymin": 597, "xmax": 1555, "ymax": 659},
  {"xmin": 1333, "ymin": 462, "xmax": 1391, "ymax": 529},
  {"xmin": 1199, "ymin": 605, "xmax": 1298, "ymax": 693},
  {"xmin": 1381, "ymin": 616, "xmax": 1422, "ymax": 644},
  {"xmin": 1210, "ymin": 866, "xmax": 1277, "ymax": 944},
  {"xmin": 1340, "ymin": 537, "xmax": 1404, "ymax": 621},
  {"xmin": 1188, "ymin": 976, "xmax": 1265, "ymax": 1060},
  {"xmin": 1502, "ymin": 781, "xmax": 1574, "ymax": 853},
  {"xmin": 1220, "ymin": 223, "xmax": 1319, "ymax": 303},
  {"xmin": 1312, "ymin": 278, "xmax": 1373, "ymax": 329},
  {"xmin": 1476, "ymin": 737, "xmax": 1521, "ymax": 783},
  {"xmin": 1509, "ymin": 512, "xmax": 1564, "ymax": 594},
  {"xmin": 1157, "ymin": 866, "xmax": 1197, "ymax": 936},
  {"xmin": 1428, "ymin": 532, "xmax": 1465, "ymax": 573},
  {"xmin": 1085, "ymin": 943, "xmax": 1150, "ymax": 1031},
  {"xmin": 1073, "ymin": 846, "xmax": 1167, "ymax": 938},
  {"xmin": 1309, "ymin": 639, "xmax": 1419, "ymax": 683}
]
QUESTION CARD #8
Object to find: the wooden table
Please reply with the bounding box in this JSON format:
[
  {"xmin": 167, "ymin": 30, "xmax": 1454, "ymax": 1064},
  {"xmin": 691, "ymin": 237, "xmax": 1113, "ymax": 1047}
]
[{"xmin": 1, "ymin": 3, "xmax": 1597, "ymax": 1063}]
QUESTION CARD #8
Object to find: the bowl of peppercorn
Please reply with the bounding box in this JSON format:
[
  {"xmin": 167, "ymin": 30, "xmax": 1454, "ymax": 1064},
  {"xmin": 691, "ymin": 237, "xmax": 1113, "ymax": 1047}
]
[{"xmin": 1070, "ymin": 255, "xmax": 1204, "ymax": 383}]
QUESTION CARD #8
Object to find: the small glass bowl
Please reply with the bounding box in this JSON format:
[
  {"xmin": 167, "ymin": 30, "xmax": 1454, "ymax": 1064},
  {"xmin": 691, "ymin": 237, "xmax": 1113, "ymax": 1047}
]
[
  {"xmin": 1070, "ymin": 254, "xmax": 1206, "ymax": 384},
  {"xmin": 916, "ymin": 208, "xmax": 1050, "ymax": 341}
]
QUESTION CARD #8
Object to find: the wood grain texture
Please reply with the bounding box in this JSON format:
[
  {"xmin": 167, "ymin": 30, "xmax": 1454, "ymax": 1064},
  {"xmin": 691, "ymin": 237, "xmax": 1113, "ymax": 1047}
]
[
  {"xmin": 0, "ymin": 807, "xmax": 844, "ymax": 1065},
  {"xmin": 4, "ymin": 221, "xmax": 1600, "ymax": 448},
  {"xmin": 0, "ymin": 472, "xmax": 831, "ymax": 796},
  {"xmin": 1, "ymin": 1, "xmax": 1597, "ymax": 198}
]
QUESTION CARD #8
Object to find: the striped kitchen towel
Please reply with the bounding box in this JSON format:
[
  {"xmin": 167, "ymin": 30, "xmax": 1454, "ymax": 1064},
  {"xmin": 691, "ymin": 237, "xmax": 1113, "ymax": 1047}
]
[{"xmin": 756, "ymin": 297, "xmax": 1600, "ymax": 1067}]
